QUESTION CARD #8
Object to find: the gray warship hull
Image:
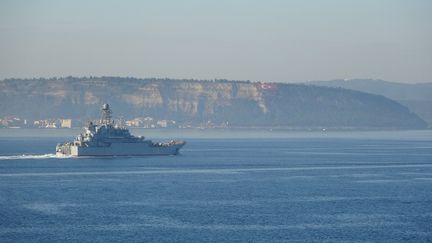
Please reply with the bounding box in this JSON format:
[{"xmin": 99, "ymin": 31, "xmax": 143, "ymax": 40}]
[{"xmin": 56, "ymin": 141, "xmax": 185, "ymax": 157}]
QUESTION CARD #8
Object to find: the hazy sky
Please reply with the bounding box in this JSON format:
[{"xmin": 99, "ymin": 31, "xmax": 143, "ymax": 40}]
[{"xmin": 1, "ymin": 0, "xmax": 431, "ymax": 83}]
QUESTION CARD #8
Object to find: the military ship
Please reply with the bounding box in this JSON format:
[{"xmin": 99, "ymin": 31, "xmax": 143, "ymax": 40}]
[{"xmin": 56, "ymin": 104, "xmax": 186, "ymax": 156}]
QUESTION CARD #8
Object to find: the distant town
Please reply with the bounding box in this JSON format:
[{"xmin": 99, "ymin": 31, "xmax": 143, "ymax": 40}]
[{"xmin": 0, "ymin": 116, "xmax": 230, "ymax": 129}]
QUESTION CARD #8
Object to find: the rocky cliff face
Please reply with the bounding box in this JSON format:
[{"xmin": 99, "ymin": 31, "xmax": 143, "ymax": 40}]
[{"xmin": 0, "ymin": 77, "xmax": 427, "ymax": 129}]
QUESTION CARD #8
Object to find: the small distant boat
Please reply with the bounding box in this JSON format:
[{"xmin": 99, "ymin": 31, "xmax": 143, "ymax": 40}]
[{"xmin": 56, "ymin": 104, "xmax": 186, "ymax": 156}]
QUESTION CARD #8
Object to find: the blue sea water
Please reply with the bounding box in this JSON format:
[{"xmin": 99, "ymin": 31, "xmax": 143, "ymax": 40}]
[{"xmin": 0, "ymin": 130, "xmax": 431, "ymax": 242}]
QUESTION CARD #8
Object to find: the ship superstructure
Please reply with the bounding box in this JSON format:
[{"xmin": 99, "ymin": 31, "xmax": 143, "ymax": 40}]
[{"xmin": 56, "ymin": 104, "xmax": 185, "ymax": 156}]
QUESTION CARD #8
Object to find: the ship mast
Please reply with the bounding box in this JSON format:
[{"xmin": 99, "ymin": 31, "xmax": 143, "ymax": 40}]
[{"xmin": 100, "ymin": 103, "xmax": 113, "ymax": 125}]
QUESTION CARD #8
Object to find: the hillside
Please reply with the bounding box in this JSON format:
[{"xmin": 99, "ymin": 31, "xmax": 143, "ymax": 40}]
[
  {"xmin": 0, "ymin": 77, "xmax": 427, "ymax": 129},
  {"xmin": 307, "ymin": 79, "xmax": 432, "ymax": 126}
]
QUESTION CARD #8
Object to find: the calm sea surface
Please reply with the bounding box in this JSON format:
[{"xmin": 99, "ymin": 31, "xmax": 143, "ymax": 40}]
[{"xmin": 0, "ymin": 130, "xmax": 431, "ymax": 242}]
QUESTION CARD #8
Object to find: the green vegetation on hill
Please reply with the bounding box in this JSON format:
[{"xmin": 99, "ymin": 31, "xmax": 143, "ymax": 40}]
[{"xmin": 307, "ymin": 79, "xmax": 432, "ymax": 127}]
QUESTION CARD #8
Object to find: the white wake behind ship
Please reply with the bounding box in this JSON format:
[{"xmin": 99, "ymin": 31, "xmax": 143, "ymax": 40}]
[{"xmin": 56, "ymin": 104, "xmax": 186, "ymax": 156}]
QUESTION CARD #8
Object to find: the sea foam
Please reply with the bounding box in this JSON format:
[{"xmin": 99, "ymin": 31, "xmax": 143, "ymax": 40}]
[{"xmin": 0, "ymin": 154, "xmax": 72, "ymax": 160}]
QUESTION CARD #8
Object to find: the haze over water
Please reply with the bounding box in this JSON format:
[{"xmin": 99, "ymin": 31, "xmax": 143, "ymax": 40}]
[
  {"xmin": 1, "ymin": 130, "xmax": 431, "ymax": 242},
  {"xmin": 1, "ymin": 0, "xmax": 432, "ymax": 241}
]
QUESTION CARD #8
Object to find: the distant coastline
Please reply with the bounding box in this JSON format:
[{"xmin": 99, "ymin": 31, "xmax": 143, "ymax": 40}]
[
  {"xmin": 0, "ymin": 77, "xmax": 428, "ymax": 130},
  {"xmin": 1, "ymin": 127, "xmax": 431, "ymax": 141}
]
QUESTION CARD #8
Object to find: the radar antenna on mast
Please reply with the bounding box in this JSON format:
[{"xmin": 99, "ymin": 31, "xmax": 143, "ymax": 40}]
[{"xmin": 101, "ymin": 103, "xmax": 113, "ymax": 125}]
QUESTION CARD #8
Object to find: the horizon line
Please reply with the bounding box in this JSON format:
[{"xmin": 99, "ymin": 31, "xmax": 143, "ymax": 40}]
[{"xmin": 1, "ymin": 76, "xmax": 431, "ymax": 85}]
